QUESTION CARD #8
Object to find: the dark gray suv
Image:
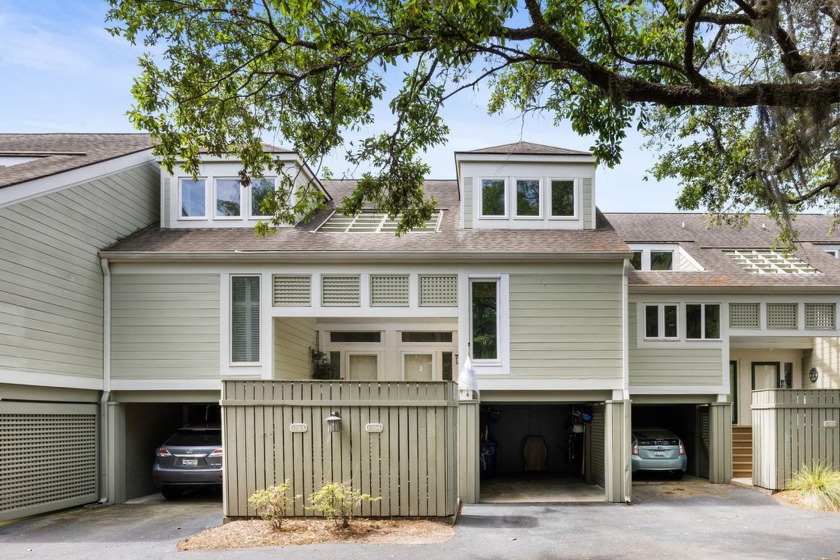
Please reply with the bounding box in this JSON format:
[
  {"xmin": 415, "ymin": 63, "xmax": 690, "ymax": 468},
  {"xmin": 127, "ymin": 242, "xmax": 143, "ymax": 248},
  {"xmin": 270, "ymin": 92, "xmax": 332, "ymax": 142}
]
[{"xmin": 152, "ymin": 424, "xmax": 223, "ymax": 499}]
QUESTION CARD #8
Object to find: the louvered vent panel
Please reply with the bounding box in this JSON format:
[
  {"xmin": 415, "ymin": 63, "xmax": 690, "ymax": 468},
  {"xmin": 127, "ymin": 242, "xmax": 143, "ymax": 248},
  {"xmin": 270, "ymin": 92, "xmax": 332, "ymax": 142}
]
[
  {"xmin": 370, "ymin": 275, "xmax": 409, "ymax": 306},
  {"xmin": 729, "ymin": 303, "xmax": 760, "ymax": 328},
  {"xmin": 0, "ymin": 411, "xmax": 97, "ymax": 518},
  {"xmin": 767, "ymin": 303, "xmax": 797, "ymax": 329},
  {"xmin": 322, "ymin": 276, "xmax": 361, "ymax": 306},
  {"xmin": 273, "ymin": 275, "xmax": 312, "ymax": 307},
  {"xmin": 419, "ymin": 275, "xmax": 458, "ymax": 306},
  {"xmin": 805, "ymin": 303, "xmax": 835, "ymax": 329}
]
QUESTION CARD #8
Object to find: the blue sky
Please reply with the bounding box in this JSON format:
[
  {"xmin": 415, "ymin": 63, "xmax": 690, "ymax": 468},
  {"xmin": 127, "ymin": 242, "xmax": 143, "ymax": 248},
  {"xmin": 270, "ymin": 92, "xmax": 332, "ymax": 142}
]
[{"xmin": 0, "ymin": 0, "xmax": 682, "ymax": 212}]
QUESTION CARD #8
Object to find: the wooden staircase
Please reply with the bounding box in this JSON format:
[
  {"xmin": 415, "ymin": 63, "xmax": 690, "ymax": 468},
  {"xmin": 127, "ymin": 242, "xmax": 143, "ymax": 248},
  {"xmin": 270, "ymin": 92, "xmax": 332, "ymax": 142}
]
[{"xmin": 732, "ymin": 425, "xmax": 753, "ymax": 479}]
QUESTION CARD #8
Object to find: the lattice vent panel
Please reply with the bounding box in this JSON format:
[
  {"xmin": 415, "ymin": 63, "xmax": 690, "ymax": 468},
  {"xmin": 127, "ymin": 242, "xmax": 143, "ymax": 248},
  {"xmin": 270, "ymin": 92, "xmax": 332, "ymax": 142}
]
[
  {"xmin": 273, "ymin": 275, "xmax": 312, "ymax": 307},
  {"xmin": 767, "ymin": 303, "xmax": 798, "ymax": 329},
  {"xmin": 419, "ymin": 275, "xmax": 458, "ymax": 306},
  {"xmin": 0, "ymin": 412, "xmax": 97, "ymax": 515},
  {"xmin": 370, "ymin": 275, "xmax": 409, "ymax": 307},
  {"xmin": 321, "ymin": 276, "xmax": 361, "ymax": 307},
  {"xmin": 729, "ymin": 303, "xmax": 760, "ymax": 329},
  {"xmin": 805, "ymin": 303, "xmax": 835, "ymax": 330}
]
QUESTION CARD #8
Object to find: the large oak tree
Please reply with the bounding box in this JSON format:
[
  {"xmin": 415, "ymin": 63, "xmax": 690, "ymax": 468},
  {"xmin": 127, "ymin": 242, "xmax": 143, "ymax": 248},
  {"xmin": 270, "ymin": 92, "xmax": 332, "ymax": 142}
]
[{"xmin": 107, "ymin": 0, "xmax": 840, "ymax": 239}]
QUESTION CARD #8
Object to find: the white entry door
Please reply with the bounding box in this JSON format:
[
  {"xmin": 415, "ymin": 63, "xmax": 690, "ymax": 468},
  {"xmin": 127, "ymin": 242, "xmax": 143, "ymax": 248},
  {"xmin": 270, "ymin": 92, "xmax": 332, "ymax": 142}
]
[
  {"xmin": 346, "ymin": 353, "xmax": 380, "ymax": 380},
  {"xmin": 752, "ymin": 362, "xmax": 780, "ymax": 390}
]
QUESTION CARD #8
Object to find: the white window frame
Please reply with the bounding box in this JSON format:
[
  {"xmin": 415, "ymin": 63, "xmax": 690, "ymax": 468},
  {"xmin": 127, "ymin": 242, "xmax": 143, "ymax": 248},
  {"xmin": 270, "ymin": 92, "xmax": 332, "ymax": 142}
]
[
  {"xmin": 644, "ymin": 303, "xmax": 680, "ymax": 340},
  {"xmin": 819, "ymin": 245, "xmax": 840, "ymax": 258},
  {"xmin": 513, "ymin": 177, "xmax": 543, "ymax": 219},
  {"xmin": 179, "ymin": 177, "xmax": 208, "ymax": 220},
  {"xmin": 628, "ymin": 244, "xmax": 680, "ymax": 271},
  {"xmin": 214, "ymin": 177, "xmax": 243, "ymax": 220},
  {"xmin": 548, "ymin": 177, "xmax": 578, "ymax": 220},
  {"xmin": 685, "ymin": 303, "xmax": 721, "ymax": 340},
  {"xmin": 230, "ymin": 275, "xmax": 261, "ymax": 365},
  {"xmin": 469, "ymin": 276, "xmax": 507, "ymax": 366},
  {"xmin": 249, "ymin": 176, "xmax": 277, "ymax": 219},
  {"xmin": 478, "ymin": 177, "xmax": 508, "ymax": 219}
]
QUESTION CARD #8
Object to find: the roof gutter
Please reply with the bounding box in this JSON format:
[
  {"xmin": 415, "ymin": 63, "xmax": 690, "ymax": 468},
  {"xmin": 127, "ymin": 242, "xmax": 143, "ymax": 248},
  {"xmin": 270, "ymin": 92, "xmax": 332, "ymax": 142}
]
[
  {"xmin": 628, "ymin": 284, "xmax": 840, "ymax": 295},
  {"xmin": 100, "ymin": 250, "xmax": 632, "ymax": 265}
]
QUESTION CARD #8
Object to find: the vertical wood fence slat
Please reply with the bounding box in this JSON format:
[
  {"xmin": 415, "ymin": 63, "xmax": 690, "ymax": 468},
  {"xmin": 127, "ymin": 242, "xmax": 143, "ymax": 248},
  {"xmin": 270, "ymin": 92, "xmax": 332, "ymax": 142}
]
[
  {"xmin": 222, "ymin": 380, "xmax": 459, "ymax": 518},
  {"xmin": 753, "ymin": 389, "xmax": 840, "ymax": 490}
]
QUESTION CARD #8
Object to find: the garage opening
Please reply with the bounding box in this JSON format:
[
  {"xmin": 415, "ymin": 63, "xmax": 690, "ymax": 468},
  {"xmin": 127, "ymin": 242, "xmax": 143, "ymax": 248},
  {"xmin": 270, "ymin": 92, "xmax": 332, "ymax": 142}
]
[
  {"xmin": 123, "ymin": 403, "xmax": 220, "ymax": 500},
  {"xmin": 631, "ymin": 404, "xmax": 710, "ymax": 480},
  {"xmin": 478, "ymin": 403, "xmax": 604, "ymax": 502}
]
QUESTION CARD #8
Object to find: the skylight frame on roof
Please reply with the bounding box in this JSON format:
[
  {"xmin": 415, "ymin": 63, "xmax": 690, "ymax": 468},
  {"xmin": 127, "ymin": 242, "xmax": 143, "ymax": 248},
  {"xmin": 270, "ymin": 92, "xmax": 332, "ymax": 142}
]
[
  {"xmin": 316, "ymin": 209, "xmax": 443, "ymax": 233},
  {"xmin": 723, "ymin": 249, "xmax": 821, "ymax": 274}
]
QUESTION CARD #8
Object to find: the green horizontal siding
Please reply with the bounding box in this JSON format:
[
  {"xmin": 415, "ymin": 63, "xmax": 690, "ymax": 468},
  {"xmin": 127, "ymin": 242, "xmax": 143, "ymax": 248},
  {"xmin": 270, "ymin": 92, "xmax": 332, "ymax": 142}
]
[
  {"xmin": 628, "ymin": 303, "xmax": 722, "ymax": 386},
  {"xmin": 0, "ymin": 163, "xmax": 159, "ymax": 378},
  {"xmin": 509, "ymin": 274, "xmax": 622, "ymax": 379},
  {"xmin": 111, "ymin": 274, "xmax": 220, "ymax": 378}
]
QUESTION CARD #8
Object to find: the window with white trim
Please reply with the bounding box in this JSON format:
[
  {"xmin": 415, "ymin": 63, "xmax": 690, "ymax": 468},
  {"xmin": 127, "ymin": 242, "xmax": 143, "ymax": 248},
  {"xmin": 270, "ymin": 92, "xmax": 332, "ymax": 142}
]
[
  {"xmin": 550, "ymin": 179, "xmax": 576, "ymax": 217},
  {"xmin": 250, "ymin": 177, "xmax": 275, "ymax": 218},
  {"xmin": 686, "ymin": 304, "xmax": 721, "ymax": 339},
  {"xmin": 215, "ymin": 178, "xmax": 242, "ymax": 218},
  {"xmin": 515, "ymin": 179, "xmax": 541, "ymax": 217},
  {"xmin": 470, "ymin": 279, "xmax": 499, "ymax": 360},
  {"xmin": 231, "ymin": 276, "xmax": 260, "ymax": 363},
  {"xmin": 644, "ymin": 304, "xmax": 678, "ymax": 339},
  {"xmin": 480, "ymin": 179, "xmax": 506, "ymax": 217},
  {"xmin": 180, "ymin": 178, "xmax": 206, "ymax": 218},
  {"xmin": 628, "ymin": 245, "xmax": 681, "ymax": 271}
]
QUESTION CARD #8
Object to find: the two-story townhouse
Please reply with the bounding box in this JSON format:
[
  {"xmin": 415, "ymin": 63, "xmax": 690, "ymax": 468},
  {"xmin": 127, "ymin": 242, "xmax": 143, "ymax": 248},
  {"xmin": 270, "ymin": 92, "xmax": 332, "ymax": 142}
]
[
  {"xmin": 100, "ymin": 141, "xmax": 635, "ymax": 503},
  {"xmin": 0, "ymin": 134, "xmax": 159, "ymax": 520},
  {"xmin": 606, "ymin": 213, "xmax": 840, "ymax": 480},
  {"xmin": 4, "ymin": 134, "xmax": 839, "ymax": 519}
]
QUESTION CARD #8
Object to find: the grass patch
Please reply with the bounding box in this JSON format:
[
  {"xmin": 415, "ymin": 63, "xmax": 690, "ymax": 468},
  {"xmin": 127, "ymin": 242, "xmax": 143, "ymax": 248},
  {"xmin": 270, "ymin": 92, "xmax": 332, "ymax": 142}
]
[{"xmin": 786, "ymin": 462, "xmax": 840, "ymax": 511}]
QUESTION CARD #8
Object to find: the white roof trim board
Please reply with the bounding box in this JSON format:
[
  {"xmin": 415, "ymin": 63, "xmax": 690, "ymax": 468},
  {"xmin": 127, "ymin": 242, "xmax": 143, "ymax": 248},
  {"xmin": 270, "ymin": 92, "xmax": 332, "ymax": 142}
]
[{"xmin": 723, "ymin": 249, "xmax": 820, "ymax": 274}]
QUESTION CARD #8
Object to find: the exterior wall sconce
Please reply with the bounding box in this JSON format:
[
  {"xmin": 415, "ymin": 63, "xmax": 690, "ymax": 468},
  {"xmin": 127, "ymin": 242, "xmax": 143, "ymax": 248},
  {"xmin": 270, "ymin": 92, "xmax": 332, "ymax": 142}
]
[
  {"xmin": 325, "ymin": 411, "xmax": 342, "ymax": 433},
  {"xmin": 809, "ymin": 367, "xmax": 819, "ymax": 384}
]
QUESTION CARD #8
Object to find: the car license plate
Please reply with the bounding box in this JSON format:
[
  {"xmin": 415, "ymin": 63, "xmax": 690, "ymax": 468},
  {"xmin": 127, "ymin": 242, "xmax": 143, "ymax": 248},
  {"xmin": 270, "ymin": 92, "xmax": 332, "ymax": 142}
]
[
  {"xmin": 182, "ymin": 458, "xmax": 198, "ymax": 466},
  {"xmin": 653, "ymin": 452, "xmax": 665, "ymax": 457}
]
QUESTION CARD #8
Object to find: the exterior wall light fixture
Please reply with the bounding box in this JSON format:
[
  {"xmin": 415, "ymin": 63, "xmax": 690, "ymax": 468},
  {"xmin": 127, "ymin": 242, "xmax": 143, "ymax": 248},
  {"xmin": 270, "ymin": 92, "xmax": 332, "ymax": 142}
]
[
  {"xmin": 326, "ymin": 411, "xmax": 342, "ymax": 432},
  {"xmin": 809, "ymin": 367, "xmax": 819, "ymax": 384}
]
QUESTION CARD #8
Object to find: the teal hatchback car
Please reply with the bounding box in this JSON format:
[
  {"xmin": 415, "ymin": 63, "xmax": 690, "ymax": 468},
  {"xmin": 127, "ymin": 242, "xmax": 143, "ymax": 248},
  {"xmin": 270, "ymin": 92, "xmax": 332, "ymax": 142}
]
[{"xmin": 631, "ymin": 428, "xmax": 687, "ymax": 479}]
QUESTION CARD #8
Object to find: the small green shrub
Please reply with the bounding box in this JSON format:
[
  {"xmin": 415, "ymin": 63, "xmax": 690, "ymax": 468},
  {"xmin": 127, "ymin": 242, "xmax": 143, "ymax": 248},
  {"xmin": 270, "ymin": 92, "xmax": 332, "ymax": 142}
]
[
  {"xmin": 307, "ymin": 481, "xmax": 381, "ymax": 528},
  {"xmin": 786, "ymin": 462, "xmax": 840, "ymax": 511},
  {"xmin": 248, "ymin": 481, "xmax": 301, "ymax": 530}
]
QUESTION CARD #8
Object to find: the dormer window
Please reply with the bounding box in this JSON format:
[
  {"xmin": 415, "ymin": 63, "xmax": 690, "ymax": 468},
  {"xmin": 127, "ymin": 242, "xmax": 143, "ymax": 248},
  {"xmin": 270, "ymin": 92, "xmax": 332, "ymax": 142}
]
[
  {"xmin": 550, "ymin": 179, "xmax": 576, "ymax": 218},
  {"xmin": 480, "ymin": 179, "xmax": 506, "ymax": 217},
  {"xmin": 251, "ymin": 178, "xmax": 274, "ymax": 218},
  {"xmin": 628, "ymin": 245, "xmax": 702, "ymax": 271},
  {"xmin": 515, "ymin": 179, "xmax": 541, "ymax": 217},
  {"xmin": 180, "ymin": 178, "xmax": 206, "ymax": 218},
  {"xmin": 215, "ymin": 178, "xmax": 242, "ymax": 218}
]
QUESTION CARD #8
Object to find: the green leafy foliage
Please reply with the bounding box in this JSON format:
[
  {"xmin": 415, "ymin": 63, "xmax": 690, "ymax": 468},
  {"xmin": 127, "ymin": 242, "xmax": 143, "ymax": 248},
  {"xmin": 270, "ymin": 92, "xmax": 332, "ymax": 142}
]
[
  {"xmin": 106, "ymin": 1, "xmax": 840, "ymax": 243},
  {"xmin": 307, "ymin": 481, "xmax": 380, "ymax": 528},
  {"xmin": 786, "ymin": 462, "xmax": 840, "ymax": 512},
  {"xmin": 248, "ymin": 481, "xmax": 301, "ymax": 531}
]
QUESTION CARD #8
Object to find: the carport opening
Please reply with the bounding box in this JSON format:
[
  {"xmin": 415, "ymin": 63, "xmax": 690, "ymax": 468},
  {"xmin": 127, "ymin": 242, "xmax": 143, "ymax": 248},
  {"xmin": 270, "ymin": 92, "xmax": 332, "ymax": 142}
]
[
  {"xmin": 123, "ymin": 403, "xmax": 220, "ymax": 500},
  {"xmin": 632, "ymin": 404, "xmax": 709, "ymax": 480},
  {"xmin": 478, "ymin": 403, "xmax": 604, "ymax": 502}
]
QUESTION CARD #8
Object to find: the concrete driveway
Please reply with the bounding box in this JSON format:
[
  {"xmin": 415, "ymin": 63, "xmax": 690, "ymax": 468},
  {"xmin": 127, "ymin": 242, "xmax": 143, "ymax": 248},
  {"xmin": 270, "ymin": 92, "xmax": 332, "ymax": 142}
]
[{"xmin": 1, "ymin": 480, "xmax": 838, "ymax": 559}]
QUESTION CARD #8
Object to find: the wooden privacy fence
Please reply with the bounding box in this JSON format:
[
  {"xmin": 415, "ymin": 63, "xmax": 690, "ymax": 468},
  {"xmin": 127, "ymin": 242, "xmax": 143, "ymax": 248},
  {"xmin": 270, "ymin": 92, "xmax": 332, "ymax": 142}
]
[
  {"xmin": 752, "ymin": 389, "xmax": 840, "ymax": 490},
  {"xmin": 221, "ymin": 380, "xmax": 459, "ymax": 518}
]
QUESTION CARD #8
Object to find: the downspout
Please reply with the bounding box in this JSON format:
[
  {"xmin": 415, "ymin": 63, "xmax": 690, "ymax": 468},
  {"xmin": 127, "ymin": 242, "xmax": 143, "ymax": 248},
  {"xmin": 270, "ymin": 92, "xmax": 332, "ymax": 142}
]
[{"xmin": 99, "ymin": 257, "xmax": 112, "ymax": 504}]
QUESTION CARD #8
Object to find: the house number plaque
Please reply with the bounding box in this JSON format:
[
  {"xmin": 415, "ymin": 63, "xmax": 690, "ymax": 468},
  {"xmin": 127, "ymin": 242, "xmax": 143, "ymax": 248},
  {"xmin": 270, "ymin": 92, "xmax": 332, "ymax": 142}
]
[
  {"xmin": 365, "ymin": 423, "xmax": 384, "ymax": 433},
  {"xmin": 289, "ymin": 423, "xmax": 308, "ymax": 432}
]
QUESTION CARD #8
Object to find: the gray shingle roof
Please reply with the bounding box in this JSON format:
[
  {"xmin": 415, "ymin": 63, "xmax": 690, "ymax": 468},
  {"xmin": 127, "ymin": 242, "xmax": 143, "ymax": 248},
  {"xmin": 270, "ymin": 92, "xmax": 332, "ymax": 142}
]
[
  {"xmin": 104, "ymin": 180, "xmax": 630, "ymax": 260},
  {"xmin": 0, "ymin": 133, "xmax": 153, "ymax": 189},
  {"xmin": 458, "ymin": 142, "xmax": 591, "ymax": 156},
  {"xmin": 605, "ymin": 213, "xmax": 840, "ymax": 289}
]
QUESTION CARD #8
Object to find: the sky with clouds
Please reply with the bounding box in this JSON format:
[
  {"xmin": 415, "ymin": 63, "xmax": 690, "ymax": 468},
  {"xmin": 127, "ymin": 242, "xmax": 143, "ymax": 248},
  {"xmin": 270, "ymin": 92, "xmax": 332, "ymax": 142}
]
[{"xmin": 0, "ymin": 0, "xmax": 683, "ymax": 212}]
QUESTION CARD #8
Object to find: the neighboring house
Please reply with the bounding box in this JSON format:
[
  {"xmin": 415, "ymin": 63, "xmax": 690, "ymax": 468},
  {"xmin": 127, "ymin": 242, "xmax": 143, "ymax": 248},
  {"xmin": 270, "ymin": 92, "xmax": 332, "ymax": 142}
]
[{"xmin": 2, "ymin": 136, "xmax": 839, "ymax": 519}]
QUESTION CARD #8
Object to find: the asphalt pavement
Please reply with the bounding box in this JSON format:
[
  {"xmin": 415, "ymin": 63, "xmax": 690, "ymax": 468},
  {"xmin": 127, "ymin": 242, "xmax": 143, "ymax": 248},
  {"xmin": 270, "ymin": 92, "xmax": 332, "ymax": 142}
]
[{"xmin": 1, "ymin": 480, "xmax": 838, "ymax": 559}]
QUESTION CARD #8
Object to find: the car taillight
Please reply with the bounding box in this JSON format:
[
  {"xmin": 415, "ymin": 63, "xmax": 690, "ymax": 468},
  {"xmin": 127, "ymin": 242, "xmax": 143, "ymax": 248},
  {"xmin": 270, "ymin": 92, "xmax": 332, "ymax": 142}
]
[
  {"xmin": 632, "ymin": 441, "xmax": 638, "ymax": 455},
  {"xmin": 208, "ymin": 449, "xmax": 223, "ymax": 458},
  {"xmin": 155, "ymin": 448, "xmax": 171, "ymax": 457},
  {"xmin": 679, "ymin": 440, "xmax": 686, "ymax": 455}
]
